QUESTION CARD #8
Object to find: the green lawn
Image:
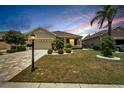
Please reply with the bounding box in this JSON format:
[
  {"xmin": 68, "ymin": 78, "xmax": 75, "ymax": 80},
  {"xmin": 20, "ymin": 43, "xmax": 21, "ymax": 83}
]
[{"xmin": 10, "ymin": 50, "xmax": 124, "ymax": 84}]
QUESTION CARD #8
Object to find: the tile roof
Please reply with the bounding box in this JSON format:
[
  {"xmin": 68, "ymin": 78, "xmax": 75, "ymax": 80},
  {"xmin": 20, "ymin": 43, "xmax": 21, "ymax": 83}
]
[
  {"xmin": 83, "ymin": 26, "xmax": 124, "ymax": 41},
  {"xmin": 53, "ymin": 31, "xmax": 82, "ymax": 38},
  {"xmin": 26, "ymin": 27, "xmax": 56, "ymax": 36}
]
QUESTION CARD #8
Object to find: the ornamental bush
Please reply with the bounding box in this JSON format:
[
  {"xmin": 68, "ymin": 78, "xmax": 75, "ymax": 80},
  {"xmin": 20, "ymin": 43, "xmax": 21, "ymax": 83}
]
[
  {"xmin": 47, "ymin": 49, "xmax": 53, "ymax": 54},
  {"xmin": 6, "ymin": 49, "xmax": 17, "ymax": 53},
  {"xmin": 11, "ymin": 45, "xmax": 17, "ymax": 49},
  {"xmin": 65, "ymin": 48, "xmax": 71, "ymax": 53},
  {"xmin": 17, "ymin": 45, "xmax": 26, "ymax": 51},
  {"xmin": 65, "ymin": 43, "xmax": 72, "ymax": 48},
  {"xmin": 100, "ymin": 36, "xmax": 116, "ymax": 57},
  {"xmin": 58, "ymin": 49, "xmax": 64, "ymax": 54},
  {"xmin": 7, "ymin": 45, "xmax": 26, "ymax": 53}
]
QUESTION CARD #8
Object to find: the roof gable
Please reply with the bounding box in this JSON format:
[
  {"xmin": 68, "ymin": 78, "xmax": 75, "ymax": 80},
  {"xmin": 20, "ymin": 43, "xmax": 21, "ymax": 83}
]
[
  {"xmin": 27, "ymin": 27, "xmax": 56, "ymax": 39},
  {"xmin": 83, "ymin": 26, "xmax": 124, "ymax": 40}
]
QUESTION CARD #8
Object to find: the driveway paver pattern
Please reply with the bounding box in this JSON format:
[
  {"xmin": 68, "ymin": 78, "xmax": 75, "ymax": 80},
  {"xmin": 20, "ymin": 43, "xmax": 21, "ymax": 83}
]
[{"xmin": 0, "ymin": 50, "xmax": 47, "ymax": 81}]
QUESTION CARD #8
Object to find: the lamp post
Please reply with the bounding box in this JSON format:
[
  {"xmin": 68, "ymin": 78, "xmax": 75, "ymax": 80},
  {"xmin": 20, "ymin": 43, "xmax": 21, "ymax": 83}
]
[{"xmin": 30, "ymin": 34, "xmax": 36, "ymax": 72}]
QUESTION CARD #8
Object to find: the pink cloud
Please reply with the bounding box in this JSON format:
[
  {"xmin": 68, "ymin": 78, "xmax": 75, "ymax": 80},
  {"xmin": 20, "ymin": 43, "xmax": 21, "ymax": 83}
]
[
  {"xmin": 113, "ymin": 16, "xmax": 124, "ymax": 24},
  {"xmin": 66, "ymin": 16, "xmax": 124, "ymax": 33},
  {"xmin": 66, "ymin": 22, "xmax": 97, "ymax": 33},
  {"xmin": 64, "ymin": 13, "xmax": 94, "ymax": 23}
]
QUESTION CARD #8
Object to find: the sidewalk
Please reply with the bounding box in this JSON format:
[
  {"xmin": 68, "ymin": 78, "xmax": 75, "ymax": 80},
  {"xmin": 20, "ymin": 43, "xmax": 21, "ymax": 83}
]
[{"xmin": 0, "ymin": 82, "xmax": 124, "ymax": 88}]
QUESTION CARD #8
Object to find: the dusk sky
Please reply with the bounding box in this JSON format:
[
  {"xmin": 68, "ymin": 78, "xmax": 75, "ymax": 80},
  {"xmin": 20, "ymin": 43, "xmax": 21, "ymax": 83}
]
[{"xmin": 0, "ymin": 5, "xmax": 124, "ymax": 36}]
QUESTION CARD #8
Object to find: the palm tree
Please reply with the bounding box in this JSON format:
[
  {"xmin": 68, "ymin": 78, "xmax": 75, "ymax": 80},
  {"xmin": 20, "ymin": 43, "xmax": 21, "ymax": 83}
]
[{"xmin": 91, "ymin": 5, "xmax": 118, "ymax": 36}]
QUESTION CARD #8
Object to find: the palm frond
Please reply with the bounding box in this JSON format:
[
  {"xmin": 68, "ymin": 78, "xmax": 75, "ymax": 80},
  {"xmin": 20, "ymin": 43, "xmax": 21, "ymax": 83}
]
[
  {"xmin": 90, "ymin": 16, "xmax": 99, "ymax": 26},
  {"xmin": 103, "ymin": 23, "xmax": 109, "ymax": 28},
  {"xmin": 90, "ymin": 5, "xmax": 118, "ymax": 31},
  {"xmin": 98, "ymin": 16, "xmax": 106, "ymax": 29}
]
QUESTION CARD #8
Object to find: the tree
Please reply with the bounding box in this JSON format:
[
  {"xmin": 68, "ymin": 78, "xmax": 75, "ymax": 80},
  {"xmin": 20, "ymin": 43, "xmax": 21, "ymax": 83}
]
[
  {"xmin": 4, "ymin": 30, "xmax": 26, "ymax": 45},
  {"xmin": 91, "ymin": 5, "xmax": 118, "ymax": 36}
]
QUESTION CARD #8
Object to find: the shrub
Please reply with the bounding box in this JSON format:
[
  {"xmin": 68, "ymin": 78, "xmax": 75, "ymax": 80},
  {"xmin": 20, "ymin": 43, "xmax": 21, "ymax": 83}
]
[
  {"xmin": 64, "ymin": 48, "xmax": 67, "ymax": 51},
  {"xmin": 11, "ymin": 45, "xmax": 26, "ymax": 51},
  {"xmin": 101, "ymin": 36, "xmax": 116, "ymax": 57},
  {"xmin": 11, "ymin": 45, "xmax": 17, "ymax": 49},
  {"xmin": 58, "ymin": 49, "xmax": 64, "ymax": 54},
  {"xmin": 65, "ymin": 48, "xmax": 71, "ymax": 53},
  {"xmin": 65, "ymin": 43, "xmax": 72, "ymax": 48},
  {"xmin": 27, "ymin": 44, "xmax": 32, "ymax": 47},
  {"xmin": 101, "ymin": 47, "xmax": 113, "ymax": 57},
  {"xmin": 7, "ymin": 45, "xmax": 26, "ymax": 53},
  {"xmin": 6, "ymin": 49, "xmax": 17, "ymax": 53},
  {"xmin": 51, "ymin": 42, "xmax": 57, "ymax": 51},
  {"xmin": 17, "ymin": 45, "xmax": 26, "ymax": 51},
  {"xmin": 47, "ymin": 49, "xmax": 53, "ymax": 54}
]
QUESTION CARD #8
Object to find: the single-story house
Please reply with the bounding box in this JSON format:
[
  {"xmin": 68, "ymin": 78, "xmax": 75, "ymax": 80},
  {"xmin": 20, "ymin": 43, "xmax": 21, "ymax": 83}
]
[
  {"xmin": 27, "ymin": 27, "xmax": 82, "ymax": 49},
  {"xmin": 82, "ymin": 26, "xmax": 124, "ymax": 47}
]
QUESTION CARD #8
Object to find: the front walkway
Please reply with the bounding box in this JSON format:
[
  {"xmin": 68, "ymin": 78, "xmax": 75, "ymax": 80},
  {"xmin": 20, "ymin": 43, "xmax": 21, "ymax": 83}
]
[
  {"xmin": 0, "ymin": 82, "xmax": 124, "ymax": 88},
  {"xmin": 0, "ymin": 50, "xmax": 47, "ymax": 81}
]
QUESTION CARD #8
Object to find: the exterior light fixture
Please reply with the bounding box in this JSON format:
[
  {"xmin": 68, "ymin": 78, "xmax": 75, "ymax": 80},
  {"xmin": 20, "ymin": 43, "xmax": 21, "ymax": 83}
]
[{"xmin": 30, "ymin": 34, "xmax": 36, "ymax": 72}]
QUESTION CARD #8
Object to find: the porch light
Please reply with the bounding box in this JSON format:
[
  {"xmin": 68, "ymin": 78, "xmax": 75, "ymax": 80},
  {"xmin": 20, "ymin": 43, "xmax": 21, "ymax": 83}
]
[{"xmin": 30, "ymin": 34, "xmax": 36, "ymax": 40}]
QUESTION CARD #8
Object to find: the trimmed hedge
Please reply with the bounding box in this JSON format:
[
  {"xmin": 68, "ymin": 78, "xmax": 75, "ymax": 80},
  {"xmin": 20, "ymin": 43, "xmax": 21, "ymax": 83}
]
[
  {"xmin": 11, "ymin": 45, "xmax": 17, "ymax": 49},
  {"xmin": 7, "ymin": 49, "xmax": 17, "ymax": 53},
  {"xmin": 7, "ymin": 45, "xmax": 26, "ymax": 53},
  {"xmin": 17, "ymin": 46, "xmax": 26, "ymax": 51},
  {"xmin": 65, "ymin": 48, "xmax": 72, "ymax": 53},
  {"xmin": 58, "ymin": 49, "xmax": 64, "ymax": 54},
  {"xmin": 47, "ymin": 49, "xmax": 53, "ymax": 54},
  {"xmin": 65, "ymin": 43, "xmax": 72, "ymax": 48}
]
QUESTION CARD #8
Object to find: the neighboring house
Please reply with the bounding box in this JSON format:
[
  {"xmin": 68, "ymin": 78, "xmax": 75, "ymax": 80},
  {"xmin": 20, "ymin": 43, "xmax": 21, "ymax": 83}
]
[
  {"xmin": 27, "ymin": 28, "xmax": 82, "ymax": 49},
  {"xmin": 0, "ymin": 32, "xmax": 10, "ymax": 50},
  {"xmin": 82, "ymin": 26, "xmax": 124, "ymax": 47}
]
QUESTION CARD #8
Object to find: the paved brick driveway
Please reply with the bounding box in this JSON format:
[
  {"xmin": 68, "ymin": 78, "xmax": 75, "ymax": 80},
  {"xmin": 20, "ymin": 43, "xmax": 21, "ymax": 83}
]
[{"xmin": 0, "ymin": 50, "xmax": 47, "ymax": 81}]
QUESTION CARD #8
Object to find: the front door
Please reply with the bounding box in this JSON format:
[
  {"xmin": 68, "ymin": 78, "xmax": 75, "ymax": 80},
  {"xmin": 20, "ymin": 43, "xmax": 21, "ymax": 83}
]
[{"xmin": 69, "ymin": 38, "xmax": 75, "ymax": 46}]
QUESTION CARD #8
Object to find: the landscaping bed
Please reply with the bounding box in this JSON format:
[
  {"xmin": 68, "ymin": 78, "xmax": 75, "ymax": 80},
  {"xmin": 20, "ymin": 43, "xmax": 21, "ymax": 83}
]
[{"xmin": 10, "ymin": 50, "xmax": 124, "ymax": 84}]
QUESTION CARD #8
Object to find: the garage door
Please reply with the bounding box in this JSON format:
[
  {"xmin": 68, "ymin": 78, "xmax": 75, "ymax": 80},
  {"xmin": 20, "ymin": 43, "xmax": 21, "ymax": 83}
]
[
  {"xmin": 116, "ymin": 40, "xmax": 124, "ymax": 45},
  {"xmin": 34, "ymin": 39, "xmax": 53, "ymax": 49}
]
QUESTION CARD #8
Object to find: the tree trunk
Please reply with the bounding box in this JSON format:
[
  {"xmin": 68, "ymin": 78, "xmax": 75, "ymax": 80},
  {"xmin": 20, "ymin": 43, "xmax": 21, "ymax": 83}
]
[{"xmin": 108, "ymin": 21, "xmax": 112, "ymax": 36}]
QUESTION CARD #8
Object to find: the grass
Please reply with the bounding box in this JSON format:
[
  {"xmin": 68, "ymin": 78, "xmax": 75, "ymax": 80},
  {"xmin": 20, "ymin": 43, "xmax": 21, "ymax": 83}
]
[
  {"xmin": 114, "ymin": 52, "xmax": 124, "ymax": 62},
  {"xmin": 10, "ymin": 50, "xmax": 124, "ymax": 84}
]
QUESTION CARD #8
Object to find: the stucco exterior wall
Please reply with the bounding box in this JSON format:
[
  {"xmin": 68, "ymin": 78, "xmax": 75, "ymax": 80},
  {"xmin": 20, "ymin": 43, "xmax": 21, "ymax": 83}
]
[
  {"xmin": 28, "ymin": 29, "xmax": 56, "ymax": 49},
  {"xmin": 82, "ymin": 37, "xmax": 101, "ymax": 47}
]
